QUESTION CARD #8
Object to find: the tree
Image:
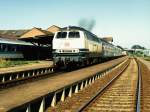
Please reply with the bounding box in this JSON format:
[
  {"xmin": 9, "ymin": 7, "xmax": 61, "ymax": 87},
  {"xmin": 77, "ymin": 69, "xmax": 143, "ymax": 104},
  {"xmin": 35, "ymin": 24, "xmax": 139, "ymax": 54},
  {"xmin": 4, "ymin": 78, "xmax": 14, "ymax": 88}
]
[{"xmin": 131, "ymin": 45, "xmax": 145, "ymax": 49}]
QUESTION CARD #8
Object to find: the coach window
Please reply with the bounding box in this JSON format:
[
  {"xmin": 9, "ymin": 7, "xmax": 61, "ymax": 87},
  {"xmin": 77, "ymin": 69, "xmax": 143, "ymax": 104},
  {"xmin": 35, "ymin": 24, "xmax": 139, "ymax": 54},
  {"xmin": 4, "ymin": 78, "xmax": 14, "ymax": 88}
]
[
  {"xmin": 69, "ymin": 32, "xmax": 80, "ymax": 38},
  {"xmin": 7, "ymin": 45, "xmax": 12, "ymax": 51},
  {"xmin": 56, "ymin": 32, "xmax": 67, "ymax": 38},
  {"xmin": 2, "ymin": 44, "xmax": 7, "ymax": 52},
  {"xmin": 13, "ymin": 47, "xmax": 17, "ymax": 52},
  {"xmin": 11, "ymin": 46, "xmax": 16, "ymax": 52},
  {"xmin": 0, "ymin": 43, "xmax": 2, "ymax": 51}
]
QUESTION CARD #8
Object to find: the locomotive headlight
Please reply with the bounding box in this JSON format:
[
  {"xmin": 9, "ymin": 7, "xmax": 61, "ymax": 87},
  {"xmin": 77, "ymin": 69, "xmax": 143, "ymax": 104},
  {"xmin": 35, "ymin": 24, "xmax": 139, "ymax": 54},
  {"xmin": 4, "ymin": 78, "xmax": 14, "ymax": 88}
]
[
  {"xmin": 72, "ymin": 49, "xmax": 79, "ymax": 53},
  {"xmin": 56, "ymin": 49, "xmax": 59, "ymax": 53},
  {"xmin": 56, "ymin": 49, "xmax": 61, "ymax": 53}
]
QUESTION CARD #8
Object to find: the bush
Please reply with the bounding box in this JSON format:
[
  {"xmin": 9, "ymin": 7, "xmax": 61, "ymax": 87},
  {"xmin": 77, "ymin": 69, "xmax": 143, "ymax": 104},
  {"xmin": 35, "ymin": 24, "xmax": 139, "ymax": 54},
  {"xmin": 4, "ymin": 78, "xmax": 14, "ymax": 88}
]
[
  {"xmin": 0, "ymin": 59, "xmax": 39, "ymax": 68},
  {"xmin": 144, "ymin": 56, "xmax": 150, "ymax": 61}
]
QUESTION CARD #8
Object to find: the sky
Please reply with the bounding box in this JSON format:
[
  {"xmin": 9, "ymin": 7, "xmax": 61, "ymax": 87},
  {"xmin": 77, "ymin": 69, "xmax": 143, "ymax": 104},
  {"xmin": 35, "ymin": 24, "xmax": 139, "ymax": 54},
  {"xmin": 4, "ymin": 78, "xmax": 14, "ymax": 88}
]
[{"xmin": 0, "ymin": 0, "xmax": 150, "ymax": 49}]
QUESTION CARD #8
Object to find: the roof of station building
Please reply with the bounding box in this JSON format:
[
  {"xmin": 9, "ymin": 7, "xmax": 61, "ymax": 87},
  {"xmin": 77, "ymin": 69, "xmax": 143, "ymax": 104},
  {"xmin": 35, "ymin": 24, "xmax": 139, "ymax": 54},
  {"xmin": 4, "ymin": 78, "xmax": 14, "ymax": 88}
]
[
  {"xmin": 47, "ymin": 25, "xmax": 61, "ymax": 33},
  {"xmin": 20, "ymin": 27, "xmax": 53, "ymax": 39}
]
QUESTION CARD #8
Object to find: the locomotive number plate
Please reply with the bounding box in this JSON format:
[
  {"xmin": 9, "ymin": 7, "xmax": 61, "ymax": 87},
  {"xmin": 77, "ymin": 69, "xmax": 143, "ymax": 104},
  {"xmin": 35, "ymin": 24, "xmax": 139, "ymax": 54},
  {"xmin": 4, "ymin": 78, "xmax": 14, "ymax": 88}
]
[{"xmin": 64, "ymin": 42, "xmax": 70, "ymax": 47}]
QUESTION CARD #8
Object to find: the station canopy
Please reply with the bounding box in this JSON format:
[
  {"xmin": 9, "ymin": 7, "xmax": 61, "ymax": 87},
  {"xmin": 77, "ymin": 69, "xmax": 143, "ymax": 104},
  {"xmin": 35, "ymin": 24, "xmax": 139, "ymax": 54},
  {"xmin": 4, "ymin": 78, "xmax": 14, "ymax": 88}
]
[
  {"xmin": 0, "ymin": 30, "xmax": 29, "ymax": 40},
  {"xmin": 19, "ymin": 25, "xmax": 61, "ymax": 46},
  {"xmin": 19, "ymin": 27, "xmax": 54, "ymax": 46}
]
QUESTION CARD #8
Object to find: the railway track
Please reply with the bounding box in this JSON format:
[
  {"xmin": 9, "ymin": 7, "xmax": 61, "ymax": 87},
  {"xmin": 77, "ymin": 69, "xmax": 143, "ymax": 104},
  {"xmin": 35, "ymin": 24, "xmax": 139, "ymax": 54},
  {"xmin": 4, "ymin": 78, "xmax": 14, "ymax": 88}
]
[
  {"xmin": 47, "ymin": 58, "xmax": 142, "ymax": 112},
  {"xmin": 139, "ymin": 60, "xmax": 150, "ymax": 112},
  {"xmin": 78, "ymin": 58, "xmax": 140, "ymax": 112}
]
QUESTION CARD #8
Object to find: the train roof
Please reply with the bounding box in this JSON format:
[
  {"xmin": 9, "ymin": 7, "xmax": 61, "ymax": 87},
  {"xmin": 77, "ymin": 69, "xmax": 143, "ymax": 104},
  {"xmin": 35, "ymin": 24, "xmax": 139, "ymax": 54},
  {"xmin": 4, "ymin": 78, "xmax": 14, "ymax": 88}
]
[
  {"xmin": 61, "ymin": 26, "xmax": 99, "ymax": 38},
  {"xmin": 60, "ymin": 26, "xmax": 122, "ymax": 50},
  {"xmin": 61, "ymin": 26, "xmax": 87, "ymax": 31},
  {"xmin": 0, "ymin": 38, "xmax": 34, "ymax": 46}
]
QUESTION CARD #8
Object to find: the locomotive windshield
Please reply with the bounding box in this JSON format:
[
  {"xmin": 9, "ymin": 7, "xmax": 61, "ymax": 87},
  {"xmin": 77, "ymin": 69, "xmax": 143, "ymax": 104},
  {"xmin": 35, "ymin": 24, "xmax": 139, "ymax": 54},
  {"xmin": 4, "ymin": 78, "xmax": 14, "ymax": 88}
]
[
  {"xmin": 56, "ymin": 32, "xmax": 67, "ymax": 38},
  {"xmin": 68, "ymin": 32, "xmax": 80, "ymax": 38}
]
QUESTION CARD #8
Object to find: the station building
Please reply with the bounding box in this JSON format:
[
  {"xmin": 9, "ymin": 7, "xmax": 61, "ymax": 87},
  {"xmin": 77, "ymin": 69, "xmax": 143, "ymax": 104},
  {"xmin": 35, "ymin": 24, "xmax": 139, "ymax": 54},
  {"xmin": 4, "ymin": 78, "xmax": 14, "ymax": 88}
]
[
  {"xmin": 19, "ymin": 25, "xmax": 61, "ymax": 58},
  {"xmin": 0, "ymin": 30, "xmax": 29, "ymax": 40},
  {"xmin": 0, "ymin": 25, "xmax": 61, "ymax": 59},
  {"xmin": 143, "ymin": 49, "xmax": 150, "ymax": 56}
]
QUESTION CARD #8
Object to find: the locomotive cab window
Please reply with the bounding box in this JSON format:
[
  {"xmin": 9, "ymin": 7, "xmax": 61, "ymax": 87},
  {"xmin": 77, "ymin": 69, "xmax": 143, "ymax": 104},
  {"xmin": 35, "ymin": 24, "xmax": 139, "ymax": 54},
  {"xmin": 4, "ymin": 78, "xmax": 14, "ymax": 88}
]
[
  {"xmin": 68, "ymin": 32, "xmax": 80, "ymax": 38},
  {"xmin": 56, "ymin": 32, "xmax": 67, "ymax": 38}
]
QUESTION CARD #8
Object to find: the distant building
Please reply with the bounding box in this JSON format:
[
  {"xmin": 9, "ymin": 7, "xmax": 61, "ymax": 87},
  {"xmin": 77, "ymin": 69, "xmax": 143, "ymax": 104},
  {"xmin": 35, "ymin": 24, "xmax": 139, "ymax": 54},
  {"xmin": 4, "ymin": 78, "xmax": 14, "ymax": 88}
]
[
  {"xmin": 0, "ymin": 34, "xmax": 17, "ymax": 40},
  {"xmin": 125, "ymin": 48, "xmax": 150, "ymax": 56},
  {"xmin": 143, "ymin": 49, "xmax": 150, "ymax": 56},
  {"xmin": 0, "ymin": 25, "xmax": 61, "ymax": 40}
]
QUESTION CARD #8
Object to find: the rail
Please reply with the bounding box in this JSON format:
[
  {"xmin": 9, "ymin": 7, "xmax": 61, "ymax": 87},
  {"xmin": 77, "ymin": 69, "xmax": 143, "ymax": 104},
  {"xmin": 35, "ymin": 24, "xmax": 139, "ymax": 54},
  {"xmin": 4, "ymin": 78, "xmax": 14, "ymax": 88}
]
[{"xmin": 135, "ymin": 59, "xmax": 141, "ymax": 112}]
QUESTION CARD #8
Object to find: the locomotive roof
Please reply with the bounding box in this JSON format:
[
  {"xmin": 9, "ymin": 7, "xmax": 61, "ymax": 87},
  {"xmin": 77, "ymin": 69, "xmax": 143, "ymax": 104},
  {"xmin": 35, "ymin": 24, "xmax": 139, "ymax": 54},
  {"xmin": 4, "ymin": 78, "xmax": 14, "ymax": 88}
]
[
  {"xmin": 61, "ymin": 26, "xmax": 85, "ymax": 31},
  {"xmin": 61, "ymin": 26, "xmax": 99, "ymax": 37},
  {"xmin": 0, "ymin": 38, "xmax": 34, "ymax": 46}
]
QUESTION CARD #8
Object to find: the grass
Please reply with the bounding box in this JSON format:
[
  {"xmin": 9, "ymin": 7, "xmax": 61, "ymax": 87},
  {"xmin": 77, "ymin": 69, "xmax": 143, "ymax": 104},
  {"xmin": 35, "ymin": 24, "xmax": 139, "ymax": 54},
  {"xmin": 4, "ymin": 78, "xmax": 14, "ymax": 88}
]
[
  {"xmin": 0, "ymin": 59, "xmax": 39, "ymax": 68},
  {"xmin": 144, "ymin": 56, "xmax": 150, "ymax": 61}
]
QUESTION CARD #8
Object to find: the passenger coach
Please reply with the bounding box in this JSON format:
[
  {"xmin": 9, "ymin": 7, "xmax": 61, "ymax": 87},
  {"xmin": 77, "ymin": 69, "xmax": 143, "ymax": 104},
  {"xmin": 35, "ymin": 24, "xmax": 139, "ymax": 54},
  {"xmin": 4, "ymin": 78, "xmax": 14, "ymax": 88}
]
[{"xmin": 0, "ymin": 38, "xmax": 50, "ymax": 59}]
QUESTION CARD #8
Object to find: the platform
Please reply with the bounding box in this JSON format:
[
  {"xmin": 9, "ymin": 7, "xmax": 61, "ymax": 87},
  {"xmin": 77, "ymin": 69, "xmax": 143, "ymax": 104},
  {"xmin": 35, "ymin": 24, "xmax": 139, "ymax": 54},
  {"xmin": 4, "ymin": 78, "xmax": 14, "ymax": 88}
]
[{"xmin": 0, "ymin": 61, "xmax": 53, "ymax": 75}]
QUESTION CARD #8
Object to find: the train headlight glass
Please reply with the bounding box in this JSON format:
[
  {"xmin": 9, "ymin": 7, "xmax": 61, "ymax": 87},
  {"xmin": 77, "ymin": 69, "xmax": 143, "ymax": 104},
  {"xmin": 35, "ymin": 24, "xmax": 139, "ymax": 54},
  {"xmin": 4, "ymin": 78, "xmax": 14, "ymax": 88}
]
[{"xmin": 56, "ymin": 49, "xmax": 61, "ymax": 53}]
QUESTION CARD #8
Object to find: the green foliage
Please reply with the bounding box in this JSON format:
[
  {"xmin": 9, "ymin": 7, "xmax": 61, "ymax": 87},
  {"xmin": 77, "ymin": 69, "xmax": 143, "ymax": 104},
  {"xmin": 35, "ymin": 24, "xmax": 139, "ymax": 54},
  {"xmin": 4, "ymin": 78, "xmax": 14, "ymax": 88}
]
[
  {"xmin": 131, "ymin": 45, "xmax": 145, "ymax": 49},
  {"xmin": 128, "ymin": 50, "xmax": 144, "ymax": 57},
  {"xmin": 0, "ymin": 59, "xmax": 38, "ymax": 68},
  {"xmin": 144, "ymin": 56, "xmax": 150, "ymax": 61},
  {"xmin": 136, "ymin": 51, "xmax": 144, "ymax": 56}
]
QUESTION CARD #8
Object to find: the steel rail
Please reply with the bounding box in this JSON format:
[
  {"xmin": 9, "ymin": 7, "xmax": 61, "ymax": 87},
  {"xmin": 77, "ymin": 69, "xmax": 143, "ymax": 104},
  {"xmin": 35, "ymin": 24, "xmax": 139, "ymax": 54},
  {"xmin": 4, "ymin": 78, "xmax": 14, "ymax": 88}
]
[
  {"xmin": 135, "ymin": 59, "xmax": 141, "ymax": 112},
  {"xmin": 77, "ymin": 59, "xmax": 130, "ymax": 112}
]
